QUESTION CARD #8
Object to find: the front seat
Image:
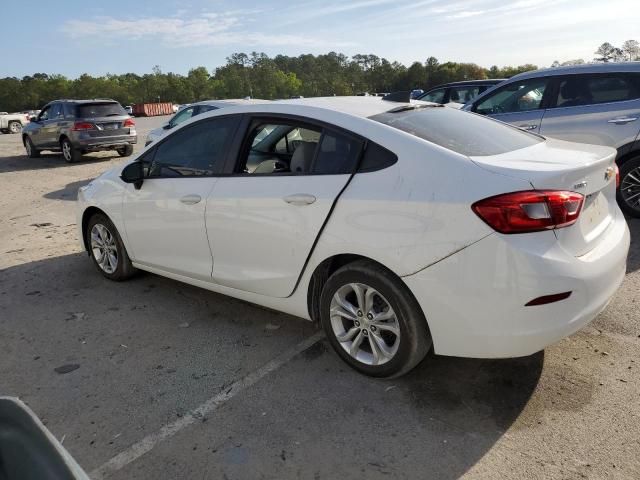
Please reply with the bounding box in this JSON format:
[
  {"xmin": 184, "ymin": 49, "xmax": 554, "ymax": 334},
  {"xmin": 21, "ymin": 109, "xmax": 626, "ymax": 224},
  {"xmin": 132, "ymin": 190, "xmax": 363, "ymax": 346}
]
[{"xmin": 290, "ymin": 142, "xmax": 317, "ymax": 173}]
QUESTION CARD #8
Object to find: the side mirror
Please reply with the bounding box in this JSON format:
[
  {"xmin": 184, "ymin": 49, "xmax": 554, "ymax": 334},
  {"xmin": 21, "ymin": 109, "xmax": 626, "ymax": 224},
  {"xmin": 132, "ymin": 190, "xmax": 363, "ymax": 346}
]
[
  {"xmin": 162, "ymin": 122, "xmax": 172, "ymax": 130},
  {"xmin": 120, "ymin": 161, "xmax": 144, "ymax": 190},
  {"xmin": 30, "ymin": 116, "xmax": 39, "ymax": 122}
]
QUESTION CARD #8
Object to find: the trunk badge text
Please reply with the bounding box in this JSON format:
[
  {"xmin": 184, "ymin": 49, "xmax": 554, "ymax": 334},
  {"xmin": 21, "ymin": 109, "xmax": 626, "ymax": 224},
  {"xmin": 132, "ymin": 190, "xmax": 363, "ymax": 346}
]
[{"xmin": 574, "ymin": 181, "xmax": 588, "ymax": 190}]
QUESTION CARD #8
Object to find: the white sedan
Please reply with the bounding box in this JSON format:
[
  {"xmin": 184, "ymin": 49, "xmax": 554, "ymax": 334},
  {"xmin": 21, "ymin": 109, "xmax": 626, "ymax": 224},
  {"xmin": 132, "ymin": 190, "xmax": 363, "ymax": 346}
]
[{"xmin": 77, "ymin": 96, "xmax": 630, "ymax": 377}]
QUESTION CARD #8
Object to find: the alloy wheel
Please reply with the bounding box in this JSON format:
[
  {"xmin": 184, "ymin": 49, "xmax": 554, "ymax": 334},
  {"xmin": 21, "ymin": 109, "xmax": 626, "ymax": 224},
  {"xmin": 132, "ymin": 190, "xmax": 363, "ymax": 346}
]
[
  {"xmin": 621, "ymin": 166, "xmax": 640, "ymax": 213},
  {"xmin": 329, "ymin": 283, "xmax": 401, "ymax": 366},
  {"xmin": 90, "ymin": 224, "xmax": 118, "ymax": 274},
  {"xmin": 62, "ymin": 141, "xmax": 72, "ymax": 162},
  {"xmin": 9, "ymin": 122, "xmax": 21, "ymax": 133}
]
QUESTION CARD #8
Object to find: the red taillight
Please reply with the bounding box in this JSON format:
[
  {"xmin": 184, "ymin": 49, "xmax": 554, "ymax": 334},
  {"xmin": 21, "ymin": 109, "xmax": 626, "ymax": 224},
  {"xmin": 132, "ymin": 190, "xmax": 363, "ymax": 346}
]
[
  {"xmin": 472, "ymin": 190, "xmax": 584, "ymax": 234},
  {"xmin": 72, "ymin": 121, "xmax": 95, "ymax": 131},
  {"xmin": 615, "ymin": 164, "xmax": 620, "ymax": 188},
  {"xmin": 123, "ymin": 118, "xmax": 135, "ymax": 127}
]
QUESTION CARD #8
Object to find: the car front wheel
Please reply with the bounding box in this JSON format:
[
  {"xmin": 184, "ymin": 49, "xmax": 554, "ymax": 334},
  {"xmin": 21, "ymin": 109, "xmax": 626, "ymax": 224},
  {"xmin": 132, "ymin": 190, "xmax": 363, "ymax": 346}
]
[
  {"xmin": 320, "ymin": 260, "xmax": 431, "ymax": 378},
  {"xmin": 87, "ymin": 213, "xmax": 136, "ymax": 281},
  {"xmin": 618, "ymin": 156, "xmax": 640, "ymax": 218},
  {"xmin": 24, "ymin": 137, "xmax": 40, "ymax": 158}
]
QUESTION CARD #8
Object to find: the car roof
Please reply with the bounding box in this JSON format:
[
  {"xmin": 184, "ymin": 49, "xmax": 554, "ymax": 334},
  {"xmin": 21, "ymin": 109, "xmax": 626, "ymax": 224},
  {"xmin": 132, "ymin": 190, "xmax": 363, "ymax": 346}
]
[
  {"xmin": 510, "ymin": 62, "xmax": 640, "ymax": 81},
  {"xmin": 435, "ymin": 79, "xmax": 505, "ymax": 88},
  {"xmin": 194, "ymin": 99, "xmax": 271, "ymax": 107},
  {"xmin": 267, "ymin": 96, "xmax": 431, "ymax": 118},
  {"xmin": 48, "ymin": 99, "xmax": 121, "ymax": 104}
]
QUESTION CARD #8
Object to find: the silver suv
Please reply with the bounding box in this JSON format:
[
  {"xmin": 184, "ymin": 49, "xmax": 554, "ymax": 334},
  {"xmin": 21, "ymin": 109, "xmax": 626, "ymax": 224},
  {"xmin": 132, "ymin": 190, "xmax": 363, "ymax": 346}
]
[
  {"xmin": 464, "ymin": 62, "xmax": 640, "ymax": 217},
  {"xmin": 22, "ymin": 99, "xmax": 137, "ymax": 163}
]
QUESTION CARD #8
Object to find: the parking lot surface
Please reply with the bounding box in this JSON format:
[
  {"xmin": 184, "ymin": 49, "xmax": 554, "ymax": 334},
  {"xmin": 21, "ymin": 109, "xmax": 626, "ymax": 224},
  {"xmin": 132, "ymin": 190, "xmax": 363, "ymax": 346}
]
[{"xmin": 1, "ymin": 117, "xmax": 639, "ymax": 479}]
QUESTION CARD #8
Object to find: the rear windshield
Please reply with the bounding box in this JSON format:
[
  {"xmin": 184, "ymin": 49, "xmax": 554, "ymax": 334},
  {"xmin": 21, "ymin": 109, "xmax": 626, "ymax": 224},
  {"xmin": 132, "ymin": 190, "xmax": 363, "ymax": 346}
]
[
  {"xmin": 76, "ymin": 102, "xmax": 126, "ymax": 118},
  {"xmin": 370, "ymin": 106, "xmax": 543, "ymax": 156}
]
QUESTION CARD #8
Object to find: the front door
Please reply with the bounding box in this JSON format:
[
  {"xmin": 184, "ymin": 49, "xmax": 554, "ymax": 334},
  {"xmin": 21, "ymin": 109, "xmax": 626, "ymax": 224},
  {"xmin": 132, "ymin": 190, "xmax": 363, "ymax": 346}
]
[
  {"xmin": 206, "ymin": 118, "xmax": 364, "ymax": 298},
  {"xmin": 473, "ymin": 77, "xmax": 552, "ymax": 134},
  {"xmin": 122, "ymin": 115, "xmax": 239, "ymax": 280}
]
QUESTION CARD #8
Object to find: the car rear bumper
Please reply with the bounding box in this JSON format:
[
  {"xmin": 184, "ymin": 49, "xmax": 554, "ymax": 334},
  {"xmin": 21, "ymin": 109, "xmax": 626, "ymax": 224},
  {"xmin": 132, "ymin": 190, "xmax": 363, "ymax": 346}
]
[
  {"xmin": 403, "ymin": 210, "xmax": 630, "ymax": 358},
  {"xmin": 71, "ymin": 131, "xmax": 137, "ymax": 150}
]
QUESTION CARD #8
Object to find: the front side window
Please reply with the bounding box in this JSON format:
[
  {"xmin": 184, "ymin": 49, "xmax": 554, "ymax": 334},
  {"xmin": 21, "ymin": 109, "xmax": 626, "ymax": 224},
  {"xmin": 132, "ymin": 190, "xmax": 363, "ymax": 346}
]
[
  {"xmin": 38, "ymin": 106, "xmax": 51, "ymax": 121},
  {"xmin": 555, "ymin": 74, "xmax": 640, "ymax": 108},
  {"xmin": 420, "ymin": 88, "xmax": 446, "ymax": 104},
  {"xmin": 169, "ymin": 106, "xmax": 196, "ymax": 128},
  {"xmin": 475, "ymin": 78, "xmax": 548, "ymax": 114},
  {"xmin": 148, "ymin": 117, "xmax": 237, "ymax": 177}
]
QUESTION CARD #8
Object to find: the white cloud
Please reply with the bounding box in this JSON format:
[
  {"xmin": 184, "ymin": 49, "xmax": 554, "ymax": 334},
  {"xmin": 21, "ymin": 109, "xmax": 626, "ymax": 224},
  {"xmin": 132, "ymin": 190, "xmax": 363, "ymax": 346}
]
[{"xmin": 61, "ymin": 11, "xmax": 353, "ymax": 48}]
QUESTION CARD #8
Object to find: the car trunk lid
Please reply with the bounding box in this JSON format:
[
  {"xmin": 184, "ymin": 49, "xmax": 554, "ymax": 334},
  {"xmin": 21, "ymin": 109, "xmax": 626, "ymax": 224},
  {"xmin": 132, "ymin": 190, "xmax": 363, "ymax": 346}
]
[{"xmin": 470, "ymin": 138, "xmax": 618, "ymax": 256}]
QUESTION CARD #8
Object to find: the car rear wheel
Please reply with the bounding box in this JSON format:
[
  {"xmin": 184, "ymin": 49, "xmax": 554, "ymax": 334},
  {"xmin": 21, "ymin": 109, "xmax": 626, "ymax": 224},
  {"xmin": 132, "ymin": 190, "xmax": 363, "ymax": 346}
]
[
  {"xmin": 117, "ymin": 145, "xmax": 134, "ymax": 157},
  {"xmin": 24, "ymin": 137, "xmax": 40, "ymax": 158},
  {"xmin": 86, "ymin": 213, "xmax": 136, "ymax": 281},
  {"xmin": 8, "ymin": 121, "xmax": 22, "ymax": 134},
  {"xmin": 617, "ymin": 156, "xmax": 640, "ymax": 218},
  {"xmin": 61, "ymin": 138, "xmax": 81, "ymax": 163},
  {"xmin": 320, "ymin": 260, "xmax": 431, "ymax": 378}
]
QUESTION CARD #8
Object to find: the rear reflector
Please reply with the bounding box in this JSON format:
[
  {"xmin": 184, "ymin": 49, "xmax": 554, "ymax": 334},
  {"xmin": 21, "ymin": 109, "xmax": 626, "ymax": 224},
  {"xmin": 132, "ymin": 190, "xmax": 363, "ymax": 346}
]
[
  {"xmin": 472, "ymin": 190, "xmax": 584, "ymax": 234},
  {"xmin": 525, "ymin": 291, "xmax": 572, "ymax": 306},
  {"xmin": 72, "ymin": 121, "xmax": 95, "ymax": 131}
]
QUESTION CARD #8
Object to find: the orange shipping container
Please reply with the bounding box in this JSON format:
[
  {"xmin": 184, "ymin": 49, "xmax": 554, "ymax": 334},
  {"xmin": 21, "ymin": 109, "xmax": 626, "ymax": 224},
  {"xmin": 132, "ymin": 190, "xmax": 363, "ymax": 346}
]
[{"xmin": 132, "ymin": 102, "xmax": 174, "ymax": 117}]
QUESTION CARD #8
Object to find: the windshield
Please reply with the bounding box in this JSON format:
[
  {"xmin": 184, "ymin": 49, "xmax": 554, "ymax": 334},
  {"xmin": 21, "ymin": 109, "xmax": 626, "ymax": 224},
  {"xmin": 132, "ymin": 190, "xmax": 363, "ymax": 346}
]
[
  {"xmin": 370, "ymin": 106, "xmax": 542, "ymax": 156},
  {"xmin": 77, "ymin": 102, "xmax": 126, "ymax": 118}
]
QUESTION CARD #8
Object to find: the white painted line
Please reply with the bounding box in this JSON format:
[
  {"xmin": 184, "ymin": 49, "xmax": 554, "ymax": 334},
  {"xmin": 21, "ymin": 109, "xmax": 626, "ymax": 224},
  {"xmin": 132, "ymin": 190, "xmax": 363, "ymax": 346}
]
[{"xmin": 90, "ymin": 331, "xmax": 325, "ymax": 479}]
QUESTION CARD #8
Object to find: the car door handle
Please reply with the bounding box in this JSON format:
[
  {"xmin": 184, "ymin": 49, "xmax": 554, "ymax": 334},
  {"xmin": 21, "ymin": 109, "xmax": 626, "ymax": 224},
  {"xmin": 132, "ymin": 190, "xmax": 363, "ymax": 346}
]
[
  {"xmin": 180, "ymin": 194, "xmax": 202, "ymax": 205},
  {"xmin": 517, "ymin": 124, "xmax": 538, "ymax": 131},
  {"xmin": 283, "ymin": 193, "xmax": 316, "ymax": 206},
  {"xmin": 607, "ymin": 117, "xmax": 638, "ymax": 125}
]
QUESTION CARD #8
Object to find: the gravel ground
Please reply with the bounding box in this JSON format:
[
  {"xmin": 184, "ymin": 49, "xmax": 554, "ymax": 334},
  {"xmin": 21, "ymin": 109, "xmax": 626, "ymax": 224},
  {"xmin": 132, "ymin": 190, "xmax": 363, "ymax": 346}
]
[{"xmin": 1, "ymin": 116, "xmax": 639, "ymax": 479}]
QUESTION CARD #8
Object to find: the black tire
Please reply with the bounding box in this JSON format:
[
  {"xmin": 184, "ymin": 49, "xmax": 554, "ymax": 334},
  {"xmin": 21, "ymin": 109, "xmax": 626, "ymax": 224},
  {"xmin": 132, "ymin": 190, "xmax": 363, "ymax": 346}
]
[
  {"xmin": 8, "ymin": 121, "xmax": 22, "ymax": 134},
  {"xmin": 117, "ymin": 145, "xmax": 134, "ymax": 157},
  {"xmin": 61, "ymin": 137, "xmax": 82, "ymax": 163},
  {"xmin": 24, "ymin": 136, "xmax": 41, "ymax": 158},
  {"xmin": 617, "ymin": 156, "xmax": 640, "ymax": 218},
  {"xmin": 320, "ymin": 260, "xmax": 431, "ymax": 378},
  {"xmin": 86, "ymin": 213, "xmax": 136, "ymax": 281}
]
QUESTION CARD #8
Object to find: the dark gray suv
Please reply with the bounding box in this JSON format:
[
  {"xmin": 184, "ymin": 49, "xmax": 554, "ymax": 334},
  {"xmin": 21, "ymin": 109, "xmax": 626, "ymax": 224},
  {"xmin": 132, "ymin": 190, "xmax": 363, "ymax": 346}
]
[{"xmin": 22, "ymin": 99, "xmax": 137, "ymax": 163}]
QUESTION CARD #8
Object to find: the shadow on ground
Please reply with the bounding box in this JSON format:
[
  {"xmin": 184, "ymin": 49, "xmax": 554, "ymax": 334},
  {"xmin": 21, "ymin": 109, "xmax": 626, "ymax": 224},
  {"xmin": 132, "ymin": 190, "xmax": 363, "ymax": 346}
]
[
  {"xmin": 1, "ymin": 253, "xmax": 545, "ymax": 479},
  {"xmin": 43, "ymin": 179, "xmax": 93, "ymax": 201},
  {"xmin": 0, "ymin": 153, "xmax": 116, "ymax": 174}
]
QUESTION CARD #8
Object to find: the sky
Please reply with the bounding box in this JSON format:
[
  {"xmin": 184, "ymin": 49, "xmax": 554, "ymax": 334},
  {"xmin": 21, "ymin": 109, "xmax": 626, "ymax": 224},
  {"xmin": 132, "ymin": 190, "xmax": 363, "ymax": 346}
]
[{"xmin": 3, "ymin": 0, "xmax": 640, "ymax": 77}]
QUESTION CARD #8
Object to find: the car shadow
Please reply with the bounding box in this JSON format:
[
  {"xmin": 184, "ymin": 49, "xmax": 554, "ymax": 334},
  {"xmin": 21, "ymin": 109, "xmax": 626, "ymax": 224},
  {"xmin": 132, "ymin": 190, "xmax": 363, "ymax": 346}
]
[
  {"xmin": 625, "ymin": 217, "xmax": 640, "ymax": 273},
  {"xmin": 43, "ymin": 179, "xmax": 93, "ymax": 201},
  {"xmin": 0, "ymin": 153, "xmax": 117, "ymax": 174},
  {"xmin": 0, "ymin": 252, "xmax": 545, "ymax": 479}
]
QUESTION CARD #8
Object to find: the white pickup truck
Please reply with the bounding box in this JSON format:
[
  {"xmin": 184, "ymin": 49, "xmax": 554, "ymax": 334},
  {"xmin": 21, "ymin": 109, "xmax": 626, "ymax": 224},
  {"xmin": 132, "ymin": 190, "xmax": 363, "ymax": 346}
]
[{"xmin": 0, "ymin": 112, "xmax": 29, "ymax": 134}]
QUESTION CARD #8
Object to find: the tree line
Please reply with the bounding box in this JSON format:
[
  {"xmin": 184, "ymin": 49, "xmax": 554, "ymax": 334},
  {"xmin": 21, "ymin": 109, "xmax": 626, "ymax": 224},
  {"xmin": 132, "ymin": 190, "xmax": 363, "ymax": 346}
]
[
  {"xmin": 0, "ymin": 53, "xmax": 536, "ymax": 112},
  {"xmin": 1, "ymin": 40, "xmax": 638, "ymax": 112}
]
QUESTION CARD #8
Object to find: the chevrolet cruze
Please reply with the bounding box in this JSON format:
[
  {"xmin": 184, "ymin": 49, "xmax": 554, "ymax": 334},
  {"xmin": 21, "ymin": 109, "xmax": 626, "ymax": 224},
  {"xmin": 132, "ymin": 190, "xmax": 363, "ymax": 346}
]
[{"xmin": 77, "ymin": 96, "xmax": 630, "ymax": 377}]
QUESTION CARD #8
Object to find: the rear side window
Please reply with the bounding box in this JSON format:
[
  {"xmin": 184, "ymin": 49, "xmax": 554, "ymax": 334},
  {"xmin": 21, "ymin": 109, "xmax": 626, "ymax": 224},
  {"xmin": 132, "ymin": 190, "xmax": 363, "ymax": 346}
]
[
  {"xmin": 449, "ymin": 86, "xmax": 482, "ymax": 103},
  {"xmin": 358, "ymin": 142, "xmax": 397, "ymax": 172},
  {"xmin": 311, "ymin": 131, "xmax": 362, "ymax": 174},
  {"xmin": 555, "ymin": 74, "xmax": 640, "ymax": 108},
  {"xmin": 77, "ymin": 102, "xmax": 126, "ymax": 118},
  {"xmin": 370, "ymin": 106, "xmax": 543, "ymax": 156}
]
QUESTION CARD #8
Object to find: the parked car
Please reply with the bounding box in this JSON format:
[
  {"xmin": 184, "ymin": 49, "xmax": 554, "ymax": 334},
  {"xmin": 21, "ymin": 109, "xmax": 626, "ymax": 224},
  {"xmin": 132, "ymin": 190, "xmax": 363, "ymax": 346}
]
[
  {"xmin": 463, "ymin": 62, "xmax": 640, "ymax": 217},
  {"xmin": 145, "ymin": 99, "xmax": 269, "ymax": 146},
  {"xmin": 418, "ymin": 79, "xmax": 506, "ymax": 106},
  {"xmin": 22, "ymin": 99, "xmax": 136, "ymax": 163},
  {"xmin": 124, "ymin": 105, "xmax": 133, "ymax": 115},
  {"xmin": 77, "ymin": 96, "xmax": 629, "ymax": 377},
  {"xmin": 0, "ymin": 112, "xmax": 29, "ymax": 134}
]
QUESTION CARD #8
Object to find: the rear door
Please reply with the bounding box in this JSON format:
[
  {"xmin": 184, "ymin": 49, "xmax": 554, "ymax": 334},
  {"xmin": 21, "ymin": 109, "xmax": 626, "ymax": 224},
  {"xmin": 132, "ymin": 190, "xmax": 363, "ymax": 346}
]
[
  {"xmin": 206, "ymin": 116, "xmax": 364, "ymax": 297},
  {"xmin": 472, "ymin": 77, "xmax": 553, "ymax": 134},
  {"xmin": 540, "ymin": 72, "xmax": 640, "ymax": 149}
]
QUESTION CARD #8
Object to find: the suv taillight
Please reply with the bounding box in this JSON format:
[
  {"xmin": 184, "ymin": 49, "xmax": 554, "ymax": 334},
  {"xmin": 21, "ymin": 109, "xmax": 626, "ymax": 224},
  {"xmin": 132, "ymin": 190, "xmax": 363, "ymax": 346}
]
[
  {"xmin": 72, "ymin": 121, "xmax": 95, "ymax": 131},
  {"xmin": 615, "ymin": 164, "xmax": 620, "ymax": 188},
  {"xmin": 123, "ymin": 118, "xmax": 135, "ymax": 128},
  {"xmin": 472, "ymin": 190, "xmax": 584, "ymax": 234}
]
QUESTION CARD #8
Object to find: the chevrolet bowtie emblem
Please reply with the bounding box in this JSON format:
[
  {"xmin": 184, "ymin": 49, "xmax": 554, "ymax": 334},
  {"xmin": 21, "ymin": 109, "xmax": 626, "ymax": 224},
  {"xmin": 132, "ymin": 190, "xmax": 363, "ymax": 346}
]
[{"xmin": 604, "ymin": 166, "xmax": 615, "ymax": 182}]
